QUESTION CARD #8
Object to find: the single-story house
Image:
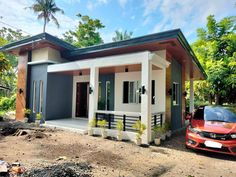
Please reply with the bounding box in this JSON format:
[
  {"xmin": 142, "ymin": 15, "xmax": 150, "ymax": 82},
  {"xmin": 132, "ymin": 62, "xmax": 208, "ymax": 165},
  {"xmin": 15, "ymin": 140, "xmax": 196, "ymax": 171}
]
[{"xmin": 0, "ymin": 29, "xmax": 206, "ymax": 144}]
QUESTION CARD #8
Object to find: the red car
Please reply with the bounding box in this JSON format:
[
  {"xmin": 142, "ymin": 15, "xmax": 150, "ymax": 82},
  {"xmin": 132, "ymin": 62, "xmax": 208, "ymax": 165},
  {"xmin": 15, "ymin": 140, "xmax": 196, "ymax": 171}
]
[{"xmin": 186, "ymin": 106, "xmax": 236, "ymax": 156}]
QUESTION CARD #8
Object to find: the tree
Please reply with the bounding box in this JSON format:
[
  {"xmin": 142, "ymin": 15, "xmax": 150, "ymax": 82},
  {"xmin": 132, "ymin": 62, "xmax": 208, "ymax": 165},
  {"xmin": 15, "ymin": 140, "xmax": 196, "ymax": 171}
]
[
  {"xmin": 112, "ymin": 30, "xmax": 133, "ymax": 42},
  {"xmin": 0, "ymin": 28, "xmax": 27, "ymax": 96},
  {"xmin": 28, "ymin": 0, "xmax": 64, "ymax": 33},
  {"xmin": 191, "ymin": 15, "xmax": 236, "ymax": 105},
  {"xmin": 63, "ymin": 14, "xmax": 104, "ymax": 47}
]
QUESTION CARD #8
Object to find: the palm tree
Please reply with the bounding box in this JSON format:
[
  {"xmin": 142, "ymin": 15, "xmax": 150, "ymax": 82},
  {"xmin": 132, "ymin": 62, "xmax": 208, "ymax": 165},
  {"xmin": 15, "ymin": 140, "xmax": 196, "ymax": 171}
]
[
  {"xmin": 112, "ymin": 30, "xmax": 133, "ymax": 42},
  {"xmin": 28, "ymin": 0, "xmax": 64, "ymax": 33}
]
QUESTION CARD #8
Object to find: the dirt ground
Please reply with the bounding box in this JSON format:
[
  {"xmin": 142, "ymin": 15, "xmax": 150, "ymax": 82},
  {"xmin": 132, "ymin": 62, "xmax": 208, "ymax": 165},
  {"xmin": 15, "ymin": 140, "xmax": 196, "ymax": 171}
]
[{"xmin": 0, "ymin": 120, "xmax": 235, "ymax": 177}]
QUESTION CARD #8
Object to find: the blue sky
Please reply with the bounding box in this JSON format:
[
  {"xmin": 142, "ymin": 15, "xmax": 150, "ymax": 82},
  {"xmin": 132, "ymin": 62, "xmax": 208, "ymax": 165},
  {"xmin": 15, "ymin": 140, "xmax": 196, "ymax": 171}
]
[{"xmin": 0, "ymin": 0, "xmax": 235, "ymax": 44}]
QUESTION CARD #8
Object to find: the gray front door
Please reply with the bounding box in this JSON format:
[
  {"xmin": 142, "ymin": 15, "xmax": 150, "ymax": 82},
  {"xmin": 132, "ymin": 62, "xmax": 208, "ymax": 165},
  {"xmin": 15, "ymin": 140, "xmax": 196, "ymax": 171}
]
[{"xmin": 171, "ymin": 59, "xmax": 182, "ymax": 131}]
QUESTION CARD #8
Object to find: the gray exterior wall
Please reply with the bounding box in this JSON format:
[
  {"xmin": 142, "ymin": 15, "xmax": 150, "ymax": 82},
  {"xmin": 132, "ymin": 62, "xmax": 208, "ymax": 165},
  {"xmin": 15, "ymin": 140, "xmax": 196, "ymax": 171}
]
[
  {"xmin": 46, "ymin": 73, "xmax": 73, "ymax": 120},
  {"xmin": 171, "ymin": 59, "xmax": 182, "ymax": 131},
  {"xmin": 28, "ymin": 64, "xmax": 48, "ymax": 122},
  {"xmin": 28, "ymin": 64, "xmax": 73, "ymax": 121}
]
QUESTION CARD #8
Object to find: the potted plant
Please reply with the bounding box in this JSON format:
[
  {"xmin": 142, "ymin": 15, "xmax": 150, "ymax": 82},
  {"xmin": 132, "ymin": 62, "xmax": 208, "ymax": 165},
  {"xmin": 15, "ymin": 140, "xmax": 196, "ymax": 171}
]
[
  {"xmin": 116, "ymin": 120, "xmax": 123, "ymax": 141},
  {"xmin": 23, "ymin": 108, "xmax": 31, "ymax": 123},
  {"xmin": 97, "ymin": 119, "xmax": 108, "ymax": 138},
  {"xmin": 88, "ymin": 118, "xmax": 96, "ymax": 136},
  {"xmin": 35, "ymin": 113, "xmax": 42, "ymax": 125},
  {"xmin": 153, "ymin": 125, "xmax": 163, "ymax": 145},
  {"xmin": 132, "ymin": 120, "xmax": 146, "ymax": 146}
]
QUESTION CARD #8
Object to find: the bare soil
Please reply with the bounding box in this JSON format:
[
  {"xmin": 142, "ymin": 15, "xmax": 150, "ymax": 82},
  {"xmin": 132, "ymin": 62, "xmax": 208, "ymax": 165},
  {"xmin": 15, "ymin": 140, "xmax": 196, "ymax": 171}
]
[{"xmin": 0, "ymin": 120, "xmax": 235, "ymax": 177}]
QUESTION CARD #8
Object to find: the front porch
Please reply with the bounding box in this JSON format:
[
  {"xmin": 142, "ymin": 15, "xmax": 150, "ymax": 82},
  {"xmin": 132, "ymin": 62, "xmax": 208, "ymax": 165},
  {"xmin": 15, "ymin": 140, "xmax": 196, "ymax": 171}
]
[
  {"xmin": 45, "ymin": 118, "xmax": 88, "ymax": 134},
  {"xmin": 47, "ymin": 51, "xmax": 169, "ymax": 144}
]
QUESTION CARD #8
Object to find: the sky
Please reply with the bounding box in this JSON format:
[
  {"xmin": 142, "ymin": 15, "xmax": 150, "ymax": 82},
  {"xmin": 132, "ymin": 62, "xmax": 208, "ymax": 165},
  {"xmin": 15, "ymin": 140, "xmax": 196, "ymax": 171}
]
[{"xmin": 0, "ymin": 0, "xmax": 235, "ymax": 44}]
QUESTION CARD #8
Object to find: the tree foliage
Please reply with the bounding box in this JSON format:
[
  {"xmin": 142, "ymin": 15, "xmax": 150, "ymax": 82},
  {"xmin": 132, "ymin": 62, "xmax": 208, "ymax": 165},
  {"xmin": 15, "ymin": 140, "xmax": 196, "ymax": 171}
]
[
  {"xmin": 191, "ymin": 15, "xmax": 236, "ymax": 105},
  {"xmin": 28, "ymin": 0, "xmax": 64, "ymax": 33},
  {"xmin": 63, "ymin": 14, "xmax": 104, "ymax": 47},
  {"xmin": 112, "ymin": 30, "xmax": 133, "ymax": 42},
  {"xmin": 0, "ymin": 28, "xmax": 27, "ymax": 97}
]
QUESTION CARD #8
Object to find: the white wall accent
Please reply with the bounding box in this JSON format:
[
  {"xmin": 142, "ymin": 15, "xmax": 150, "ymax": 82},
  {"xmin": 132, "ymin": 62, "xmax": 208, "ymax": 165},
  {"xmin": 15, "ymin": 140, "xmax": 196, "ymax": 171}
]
[
  {"xmin": 48, "ymin": 51, "xmax": 150, "ymax": 73},
  {"xmin": 32, "ymin": 47, "xmax": 65, "ymax": 63},
  {"xmin": 114, "ymin": 70, "xmax": 165, "ymax": 113},
  {"xmin": 72, "ymin": 75, "xmax": 90, "ymax": 118}
]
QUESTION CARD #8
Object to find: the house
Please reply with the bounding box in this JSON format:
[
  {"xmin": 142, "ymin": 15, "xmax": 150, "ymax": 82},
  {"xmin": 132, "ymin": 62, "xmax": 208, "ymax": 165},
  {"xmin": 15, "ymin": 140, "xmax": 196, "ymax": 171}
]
[{"xmin": 0, "ymin": 29, "xmax": 206, "ymax": 144}]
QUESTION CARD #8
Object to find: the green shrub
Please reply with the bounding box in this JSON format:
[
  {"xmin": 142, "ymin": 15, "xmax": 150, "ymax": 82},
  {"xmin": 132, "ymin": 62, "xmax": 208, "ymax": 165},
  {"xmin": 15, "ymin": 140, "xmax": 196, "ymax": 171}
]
[
  {"xmin": 132, "ymin": 120, "xmax": 146, "ymax": 139},
  {"xmin": 0, "ymin": 94, "xmax": 16, "ymax": 111},
  {"xmin": 116, "ymin": 120, "xmax": 123, "ymax": 132},
  {"xmin": 89, "ymin": 118, "xmax": 97, "ymax": 128},
  {"xmin": 97, "ymin": 119, "xmax": 107, "ymax": 129}
]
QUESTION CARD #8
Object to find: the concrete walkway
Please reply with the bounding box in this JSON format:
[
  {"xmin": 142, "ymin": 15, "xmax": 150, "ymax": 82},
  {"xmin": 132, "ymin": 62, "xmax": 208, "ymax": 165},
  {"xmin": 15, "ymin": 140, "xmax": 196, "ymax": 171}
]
[{"xmin": 44, "ymin": 118, "xmax": 88, "ymax": 134}]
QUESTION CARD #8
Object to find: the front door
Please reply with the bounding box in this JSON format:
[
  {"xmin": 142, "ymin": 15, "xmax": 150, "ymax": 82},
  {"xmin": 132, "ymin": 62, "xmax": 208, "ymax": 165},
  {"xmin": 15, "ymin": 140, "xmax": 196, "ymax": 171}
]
[{"xmin": 76, "ymin": 82, "xmax": 89, "ymax": 117}]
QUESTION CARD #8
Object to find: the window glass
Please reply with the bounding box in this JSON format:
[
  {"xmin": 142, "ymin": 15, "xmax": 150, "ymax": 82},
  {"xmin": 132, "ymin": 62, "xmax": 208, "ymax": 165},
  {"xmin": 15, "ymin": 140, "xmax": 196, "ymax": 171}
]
[
  {"xmin": 32, "ymin": 81, "xmax": 36, "ymax": 113},
  {"xmin": 123, "ymin": 81, "xmax": 141, "ymax": 104},
  {"xmin": 152, "ymin": 80, "xmax": 155, "ymax": 105},
  {"xmin": 173, "ymin": 82, "xmax": 179, "ymax": 105},
  {"xmin": 123, "ymin": 81, "xmax": 129, "ymax": 103},
  {"xmin": 39, "ymin": 80, "xmax": 43, "ymax": 113},
  {"xmin": 105, "ymin": 81, "xmax": 111, "ymax": 110}
]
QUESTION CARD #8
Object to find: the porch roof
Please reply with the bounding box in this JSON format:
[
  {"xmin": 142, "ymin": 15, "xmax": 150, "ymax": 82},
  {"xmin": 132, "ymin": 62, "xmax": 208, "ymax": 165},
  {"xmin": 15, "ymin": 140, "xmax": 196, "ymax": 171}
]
[{"xmin": 0, "ymin": 29, "xmax": 206, "ymax": 80}]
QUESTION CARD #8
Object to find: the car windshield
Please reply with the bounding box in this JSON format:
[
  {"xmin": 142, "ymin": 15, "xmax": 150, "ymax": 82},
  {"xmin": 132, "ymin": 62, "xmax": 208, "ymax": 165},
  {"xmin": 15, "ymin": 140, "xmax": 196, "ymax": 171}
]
[{"xmin": 193, "ymin": 106, "xmax": 236, "ymax": 123}]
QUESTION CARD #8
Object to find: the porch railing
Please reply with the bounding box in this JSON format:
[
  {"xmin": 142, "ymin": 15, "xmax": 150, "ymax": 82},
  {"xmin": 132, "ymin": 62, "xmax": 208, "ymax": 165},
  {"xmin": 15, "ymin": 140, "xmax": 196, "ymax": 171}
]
[
  {"xmin": 95, "ymin": 111, "xmax": 164, "ymax": 132},
  {"xmin": 95, "ymin": 111, "xmax": 141, "ymax": 132},
  {"xmin": 151, "ymin": 112, "xmax": 163, "ymax": 129}
]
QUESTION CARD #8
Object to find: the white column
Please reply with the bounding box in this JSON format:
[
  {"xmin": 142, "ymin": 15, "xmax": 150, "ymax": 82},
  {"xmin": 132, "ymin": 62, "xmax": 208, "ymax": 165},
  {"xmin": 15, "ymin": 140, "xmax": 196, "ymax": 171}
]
[
  {"xmin": 189, "ymin": 78, "xmax": 194, "ymax": 113},
  {"xmin": 89, "ymin": 67, "xmax": 99, "ymax": 123},
  {"xmin": 141, "ymin": 59, "xmax": 152, "ymax": 144}
]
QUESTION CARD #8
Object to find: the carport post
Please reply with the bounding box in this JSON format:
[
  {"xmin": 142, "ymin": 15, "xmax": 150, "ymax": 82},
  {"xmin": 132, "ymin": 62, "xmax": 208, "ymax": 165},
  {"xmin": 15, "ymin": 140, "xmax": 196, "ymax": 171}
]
[
  {"xmin": 189, "ymin": 78, "xmax": 194, "ymax": 113},
  {"xmin": 89, "ymin": 67, "xmax": 99, "ymax": 123}
]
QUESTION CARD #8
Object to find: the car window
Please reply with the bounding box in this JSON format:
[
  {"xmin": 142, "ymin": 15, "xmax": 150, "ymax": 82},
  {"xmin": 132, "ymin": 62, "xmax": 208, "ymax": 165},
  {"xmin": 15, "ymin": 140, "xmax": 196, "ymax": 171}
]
[
  {"xmin": 193, "ymin": 107, "xmax": 204, "ymax": 120},
  {"xmin": 204, "ymin": 106, "xmax": 236, "ymax": 123}
]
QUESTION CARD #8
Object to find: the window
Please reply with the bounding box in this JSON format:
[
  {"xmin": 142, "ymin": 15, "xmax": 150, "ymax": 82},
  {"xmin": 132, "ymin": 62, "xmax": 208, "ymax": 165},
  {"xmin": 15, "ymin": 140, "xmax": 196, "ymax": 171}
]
[
  {"xmin": 98, "ymin": 82, "xmax": 102, "ymax": 102},
  {"xmin": 105, "ymin": 81, "xmax": 111, "ymax": 110},
  {"xmin": 152, "ymin": 80, "xmax": 155, "ymax": 105},
  {"xmin": 173, "ymin": 82, "xmax": 179, "ymax": 105},
  {"xmin": 32, "ymin": 81, "xmax": 36, "ymax": 113},
  {"xmin": 39, "ymin": 80, "xmax": 43, "ymax": 113},
  {"xmin": 123, "ymin": 81, "xmax": 141, "ymax": 104}
]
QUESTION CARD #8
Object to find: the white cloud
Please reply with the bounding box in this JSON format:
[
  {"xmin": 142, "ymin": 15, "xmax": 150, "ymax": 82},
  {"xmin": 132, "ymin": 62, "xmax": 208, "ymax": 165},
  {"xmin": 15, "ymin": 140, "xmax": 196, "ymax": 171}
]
[
  {"xmin": 143, "ymin": 0, "xmax": 162, "ymax": 17},
  {"xmin": 0, "ymin": 0, "xmax": 77, "ymax": 37},
  {"xmin": 60, "ymin": 0, "xmax": 81, "ymax": 4},
  {"xmin": 87, "ymin": 0, "xmax": 109, "ymax": 10},
  {"xmin": 144, "ymin": 0, "xmax": 236, "ymax": 41},
  {"xmin": 118, "ymin": 0, "xmax": 128, "ymax": 8}
]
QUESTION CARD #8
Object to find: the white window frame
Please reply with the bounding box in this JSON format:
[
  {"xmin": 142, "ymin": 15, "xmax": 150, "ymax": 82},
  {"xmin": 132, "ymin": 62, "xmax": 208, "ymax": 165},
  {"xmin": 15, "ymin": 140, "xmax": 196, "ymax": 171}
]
[
  {"xmin": 39, "ymin": 80, "xmax": 43, "ymax": 113},
  {"xmin": 124, "ymin": 81, "xmax": 141, "ymax": 104},
  {"xmin": 105, "ymin": 81, "xmax": 111, "ymax": 110},
  {"xmin": 173, "ymin": 82, "xmax": 180, "ymax": 106},
  {"xmin": 32, "ymin": 81, "xmax": 36, "ymax": 113}
]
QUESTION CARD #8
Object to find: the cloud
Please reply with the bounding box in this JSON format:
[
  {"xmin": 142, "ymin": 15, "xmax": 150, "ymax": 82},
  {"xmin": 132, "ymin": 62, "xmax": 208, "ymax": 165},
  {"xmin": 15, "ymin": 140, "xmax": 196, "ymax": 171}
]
[
  {"xmin": 143, "ymin": 0, "xmax": 162, "ymax": 17},
  {"xmin": 118, "ymin": 0, "xmax": 128, "ymax": 8},
  {"xmin": 60, "ymin": 0, "xmax": 81, "ymax": 4},
  {"xmin": 0, "ymin": 0, "xmax": 77, "ymax": 37},
  {"xmin": 143, "ymin": 0, "xmax": 235, "ymax": 41},
  {"xmin": 87, "ymin": 0, "xmax": 109, "ymax": 11}
]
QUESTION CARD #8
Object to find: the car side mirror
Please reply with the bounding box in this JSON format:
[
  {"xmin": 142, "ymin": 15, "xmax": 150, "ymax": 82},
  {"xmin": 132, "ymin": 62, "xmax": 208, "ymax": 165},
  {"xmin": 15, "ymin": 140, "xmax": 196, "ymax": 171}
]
[{"xmin": 185, "ymin": 113, "xmax": 192, "ymax": 120}]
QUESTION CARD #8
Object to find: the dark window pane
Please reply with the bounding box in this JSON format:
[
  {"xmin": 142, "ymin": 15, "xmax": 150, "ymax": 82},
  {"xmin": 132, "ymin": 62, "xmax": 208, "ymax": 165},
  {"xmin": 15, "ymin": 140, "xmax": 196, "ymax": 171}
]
[
  {"xmin": 152, "ymin": 80, "xmax": 155, "ymax": 104},
  {"xmin": 123, "ymin": 81, "xmax": 129, "ymax": 103}
]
